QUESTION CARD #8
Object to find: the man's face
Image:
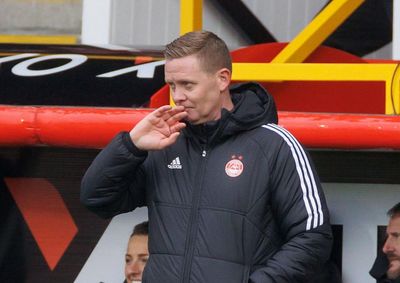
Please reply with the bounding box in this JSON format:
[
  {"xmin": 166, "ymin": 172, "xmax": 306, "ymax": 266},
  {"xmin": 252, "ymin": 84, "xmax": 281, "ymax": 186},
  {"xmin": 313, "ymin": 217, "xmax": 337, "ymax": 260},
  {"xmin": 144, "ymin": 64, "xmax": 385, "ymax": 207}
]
[
  {"xmin": 165, "ymin": 54, "xmax": 226, "ymax": 125},
  {"xmin": 383, "ymin": 215, "xmax": 400, "ymax": 280},
  {"xmin": 125, "ymin": 234, "xmax": 149, "ymax": 283}
]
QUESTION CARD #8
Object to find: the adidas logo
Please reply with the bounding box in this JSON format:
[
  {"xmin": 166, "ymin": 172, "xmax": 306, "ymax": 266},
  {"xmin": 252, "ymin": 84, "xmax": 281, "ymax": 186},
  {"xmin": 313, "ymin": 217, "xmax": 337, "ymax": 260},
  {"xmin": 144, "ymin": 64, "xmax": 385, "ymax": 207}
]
[{"xmin": 167, "ymin": 157, "xmax": 182, "ymax": 169}]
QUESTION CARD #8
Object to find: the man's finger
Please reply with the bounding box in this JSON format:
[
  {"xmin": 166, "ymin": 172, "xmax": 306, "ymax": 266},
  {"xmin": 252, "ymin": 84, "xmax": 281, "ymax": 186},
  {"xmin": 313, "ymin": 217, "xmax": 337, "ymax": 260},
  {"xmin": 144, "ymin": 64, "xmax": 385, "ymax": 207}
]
[
  {"xmin": 159, "ymin": 132, "xmax": 181, "ymax": 149},
  {"xmin": 161, "ymin": 105, "xmax": 185, "ymax": 120},
  {"xmin": 153, "ymin": 105, "xmax": 173, "ymax": 117},
  {"xmin": 167, "ymin": 111, "xmax": 188, "ymax": 125},
  {"xmin": 170, "ymin": 122, "xmax": 186, "ymax": 134}
]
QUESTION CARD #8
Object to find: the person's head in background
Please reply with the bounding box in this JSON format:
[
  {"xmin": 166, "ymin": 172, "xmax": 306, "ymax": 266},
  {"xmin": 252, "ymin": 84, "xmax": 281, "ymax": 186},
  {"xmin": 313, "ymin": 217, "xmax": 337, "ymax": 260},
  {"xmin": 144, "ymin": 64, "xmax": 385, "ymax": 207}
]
[
  {"xmin": 125, "ymin": 221, "xmax": 149, "ymax": 283},
  {"xmin": 383, "ymin": 202, "xmax": 400, "ymax": 280}
]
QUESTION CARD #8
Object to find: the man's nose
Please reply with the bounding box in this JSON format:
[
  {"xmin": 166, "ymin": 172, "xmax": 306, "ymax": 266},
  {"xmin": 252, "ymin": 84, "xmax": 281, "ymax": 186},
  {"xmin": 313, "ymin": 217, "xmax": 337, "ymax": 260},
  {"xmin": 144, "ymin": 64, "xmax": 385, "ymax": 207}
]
[
  {"xmin": 383, "ymin": 237, "xmax": 394, "ymax": 254},
  {"xmin": 172, "ymin": 87, "xmax": 186, "ymax": 103},
  {"xmin": 128, "ymin": 260, "xmax": 141, "ymax": 275}
]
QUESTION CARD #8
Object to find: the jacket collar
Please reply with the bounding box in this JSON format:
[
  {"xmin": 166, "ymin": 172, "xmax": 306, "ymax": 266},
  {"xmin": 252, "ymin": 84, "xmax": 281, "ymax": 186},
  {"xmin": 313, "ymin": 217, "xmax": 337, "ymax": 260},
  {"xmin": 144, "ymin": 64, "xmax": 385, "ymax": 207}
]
[{"xmin": 183, "ymin": 82, "xmax": 278, "ymax": 146}]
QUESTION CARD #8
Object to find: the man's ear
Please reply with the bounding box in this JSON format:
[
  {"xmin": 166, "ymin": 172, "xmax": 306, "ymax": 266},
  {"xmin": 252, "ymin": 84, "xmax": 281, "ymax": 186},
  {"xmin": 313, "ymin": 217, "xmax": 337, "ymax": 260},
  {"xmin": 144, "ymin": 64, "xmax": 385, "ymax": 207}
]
[{"xmin": 217, "ymin": 68, "xmax": 231, "ymax": 92}]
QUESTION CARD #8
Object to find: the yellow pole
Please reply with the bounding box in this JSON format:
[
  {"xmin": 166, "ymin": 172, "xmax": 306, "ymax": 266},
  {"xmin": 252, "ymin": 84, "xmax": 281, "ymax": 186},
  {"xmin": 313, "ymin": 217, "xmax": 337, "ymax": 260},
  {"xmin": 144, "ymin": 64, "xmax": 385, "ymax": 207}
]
[
  {"xmin": 0, "ymin": 34, "xmax": 77, "ymax": 44},
  {"xmin": 232, "ymin": 63, "xmax": 399, "ymax": 114},
  {"xmin": 389, "ymin": 65, "xmax": 400, "ymax": 114},
  {"xmin": 272, "ymin": 0, "xmax": 364, "ymax": 63},
  {"xmin": 180, "ymin": 0, "xmax": 203, "ymax": 35}
]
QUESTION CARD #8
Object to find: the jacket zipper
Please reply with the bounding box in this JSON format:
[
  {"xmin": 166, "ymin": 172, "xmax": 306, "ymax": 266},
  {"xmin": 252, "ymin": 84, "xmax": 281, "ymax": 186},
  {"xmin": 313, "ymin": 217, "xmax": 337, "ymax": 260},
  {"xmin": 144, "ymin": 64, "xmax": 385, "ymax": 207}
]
[{"xmin": 181, "ymin": 147, "xmax": 208, "ymax": 283}]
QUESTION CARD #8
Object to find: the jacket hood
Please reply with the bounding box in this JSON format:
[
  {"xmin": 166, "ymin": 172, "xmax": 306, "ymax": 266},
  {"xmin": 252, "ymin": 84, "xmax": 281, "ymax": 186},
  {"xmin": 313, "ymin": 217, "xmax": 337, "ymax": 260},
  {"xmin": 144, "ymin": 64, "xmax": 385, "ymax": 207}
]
[
  {"xmin": 228, "ymin": 82, "xmax": 278, "ymax": 130},
  {"xmin": 184, "ymin": 82, "xmax": 278, "ymax": 144},
  {"xmin": 370, "ymin": 251, "xmax": 400, "ymax": 282},
  {"xmin": 370, "ymin": 251, "xmax": 389, "ymax": 280}
]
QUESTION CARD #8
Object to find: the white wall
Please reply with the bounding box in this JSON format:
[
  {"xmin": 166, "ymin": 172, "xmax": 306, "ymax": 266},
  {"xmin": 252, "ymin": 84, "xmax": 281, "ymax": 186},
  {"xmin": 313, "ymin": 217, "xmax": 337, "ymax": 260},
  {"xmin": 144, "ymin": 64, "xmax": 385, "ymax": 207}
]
[
  {"xmin": 109, "ymin": 0, "xmax": 249, "ymax": 48},
  {"xmin": 0, "ymin": 0, "xmax": 82, "ymax": 35},
  {"xmin": 242, "ymin": 0, "xmax": 327, "ymax": 43},
  {"xmin": 107, "ymin": 0, "xmax": 327, "ymax": 48}
]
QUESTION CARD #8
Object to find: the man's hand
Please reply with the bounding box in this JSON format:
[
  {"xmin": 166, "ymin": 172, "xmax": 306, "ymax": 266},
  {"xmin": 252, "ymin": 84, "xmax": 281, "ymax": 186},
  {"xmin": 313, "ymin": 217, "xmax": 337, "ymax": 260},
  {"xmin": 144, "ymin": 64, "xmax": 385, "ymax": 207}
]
[{"xmin": 130, "ymin": 105, "xmax": 188, "ymax": 150}]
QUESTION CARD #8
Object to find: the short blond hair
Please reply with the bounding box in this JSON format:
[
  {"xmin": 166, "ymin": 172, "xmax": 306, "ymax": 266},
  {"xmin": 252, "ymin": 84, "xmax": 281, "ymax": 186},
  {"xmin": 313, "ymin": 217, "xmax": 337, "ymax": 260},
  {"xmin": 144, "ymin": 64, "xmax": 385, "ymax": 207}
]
[{"xmin": 164, "ymin": 30, "xmax": 232, "ymax": 74}]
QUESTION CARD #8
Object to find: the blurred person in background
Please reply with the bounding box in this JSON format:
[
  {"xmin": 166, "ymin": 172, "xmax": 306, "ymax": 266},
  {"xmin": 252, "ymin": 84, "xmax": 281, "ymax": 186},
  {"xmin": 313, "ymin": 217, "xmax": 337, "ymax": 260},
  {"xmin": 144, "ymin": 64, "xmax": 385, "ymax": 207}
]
[
  {"xmin": 124, "ymin": 221, "xmax": 149, "ymax": 283},
  {"xmin": 370, "ymin": 202, "xmax": 400, "ymax": 283}
]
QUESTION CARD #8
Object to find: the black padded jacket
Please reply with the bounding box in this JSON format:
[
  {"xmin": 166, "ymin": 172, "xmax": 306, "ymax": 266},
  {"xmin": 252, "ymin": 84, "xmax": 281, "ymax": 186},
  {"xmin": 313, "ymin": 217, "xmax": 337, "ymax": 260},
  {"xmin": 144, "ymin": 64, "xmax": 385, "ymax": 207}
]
[{"xmin": 81, "ymin": 83, "xmax": 333, "ymax": 283}]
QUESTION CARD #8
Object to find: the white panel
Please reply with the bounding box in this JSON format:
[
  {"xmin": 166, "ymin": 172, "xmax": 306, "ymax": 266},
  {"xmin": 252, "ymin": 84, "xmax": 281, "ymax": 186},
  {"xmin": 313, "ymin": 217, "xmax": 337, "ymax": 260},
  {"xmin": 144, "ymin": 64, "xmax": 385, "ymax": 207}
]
[
  {"xmin": 0, "ymin": 0, "xmax": 82, "ymax": 34},
  {"xmin": 132, "ymin": 0, "xmax": 151, "ymax": 44},
  {"xmin": 244, "ymin": 0, "xmax": 275, "ymax": 37},
  {"xmin": 364, "ymin": 42, "xmax": 393, "ymax": 59},
  {"xmin": 288, "ymin": 0, "xmax": 308, "ymax": 39},
  {"xmin": 394, "ymin": 0, "xmax": 400, "ymax": 59},
  {"xmin": 305, "ymin": 0, "xmax": 328, "ymax": 23},
  {"xmin": 110, "ymin": 0, "xmax": 249, "ymax": 48},
  {"xmin": 241, "ymin": 0, "xmax": 327, "ymax": 42},
  {"xmin": 164, "ymin": 0, "xmax": 180, "ymax": 43},
  {"xmin": 111, "ymin": 0, "xmax": 180, "ymax": 46},
  {"xmin": 81, "ymin": 0, "xmax": 112, "ymax": 44},
  {"xmin": 272, "ymin": 0, "xmax": 290, "ymax": 41},
  {"xmin": 203, "ymin": 0, "xmax": 248, "ymax": 49},
  {"xmin": 149, "ymin": 0, "xmax": 167, "ymax": 43},
  {"xmin": 110, "ymin": 0, "xmax": 133, "ymax": 45}
]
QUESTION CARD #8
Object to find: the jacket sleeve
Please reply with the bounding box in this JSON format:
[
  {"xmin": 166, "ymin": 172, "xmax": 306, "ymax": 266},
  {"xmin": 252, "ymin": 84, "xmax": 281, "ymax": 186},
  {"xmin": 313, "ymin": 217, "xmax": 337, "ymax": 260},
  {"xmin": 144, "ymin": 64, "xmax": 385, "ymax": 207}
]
[
  {"xmin": 250, "ymin": 126, "xmax": 333, "ymax": 283},
  {"xmin": 80, "ymin": 132, "xmax": 148, "ymax": 218}
]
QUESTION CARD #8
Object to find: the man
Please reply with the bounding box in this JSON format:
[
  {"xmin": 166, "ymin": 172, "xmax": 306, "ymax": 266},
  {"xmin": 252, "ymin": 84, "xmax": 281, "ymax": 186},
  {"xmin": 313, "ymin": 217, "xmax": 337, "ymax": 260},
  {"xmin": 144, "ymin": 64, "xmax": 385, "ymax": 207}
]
[
  {"xmin": 81, "ymin": 30, "xmax": 332, "ymax": 282},
  {"xmin": 124, "ymin": 221, "xmax": 149, "ymax": 283},
  {"xmin": 370, "ymin": 202, "xmax": 400, "ymax": 283}
]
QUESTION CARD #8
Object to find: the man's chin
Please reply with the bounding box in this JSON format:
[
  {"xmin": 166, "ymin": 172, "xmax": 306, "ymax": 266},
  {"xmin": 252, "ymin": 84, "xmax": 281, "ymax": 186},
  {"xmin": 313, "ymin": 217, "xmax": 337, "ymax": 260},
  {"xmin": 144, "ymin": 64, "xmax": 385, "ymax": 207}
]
[
  {"xmin": 387, "ymin": 260, "xmax": 400, "ymax": 279},
  {"xmin": 184, "ymin": 116, "xmax": 200, "ymax": 125},
  {"xmin": 126, "ymin": 277, "xmax": 141, "ymax": 283}
]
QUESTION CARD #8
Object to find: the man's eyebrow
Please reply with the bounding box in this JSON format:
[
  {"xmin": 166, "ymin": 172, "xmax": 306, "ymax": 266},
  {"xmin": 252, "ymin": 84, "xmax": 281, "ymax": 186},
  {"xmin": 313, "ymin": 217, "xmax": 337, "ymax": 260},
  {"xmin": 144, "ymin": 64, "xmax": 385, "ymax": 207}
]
[
  {"xmin": 387, "ymin": 231, "xmax": 400, "ymax": 237},
  {"xmin": 169, "ymin": 79, "xmax": 196, "ymax": 84}
]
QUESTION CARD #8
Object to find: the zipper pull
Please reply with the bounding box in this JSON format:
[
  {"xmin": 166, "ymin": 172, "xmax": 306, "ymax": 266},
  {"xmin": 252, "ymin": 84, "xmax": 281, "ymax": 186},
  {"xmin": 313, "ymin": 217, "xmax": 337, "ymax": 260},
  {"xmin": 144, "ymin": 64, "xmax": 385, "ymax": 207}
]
[{"xmin": 202, "ymin": 150, "xmax": 207, "ymax": 157}]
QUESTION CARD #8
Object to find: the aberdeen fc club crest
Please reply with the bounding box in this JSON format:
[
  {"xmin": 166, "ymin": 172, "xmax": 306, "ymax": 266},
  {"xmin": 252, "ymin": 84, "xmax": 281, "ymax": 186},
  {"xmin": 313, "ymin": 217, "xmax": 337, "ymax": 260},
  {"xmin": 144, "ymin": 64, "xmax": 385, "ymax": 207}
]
[{"xmin": 225, "ymin": 155, "xmax": 244, "ymax": 177}]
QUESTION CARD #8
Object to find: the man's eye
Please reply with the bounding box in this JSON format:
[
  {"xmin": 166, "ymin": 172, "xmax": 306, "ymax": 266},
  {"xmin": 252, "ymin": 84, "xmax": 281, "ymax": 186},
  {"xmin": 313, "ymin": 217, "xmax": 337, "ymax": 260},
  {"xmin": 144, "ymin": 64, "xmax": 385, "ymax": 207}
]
[
  {"xmin": 184, "ymin": 83, "xmax": 193, "ymax": 90},
  {"xmin": 140, "ymin": 258, "xmax": 148, "ymax": 264},
  {"xmin": 125, "ymin": 258, "xmax": 131, "ymax": 264}
]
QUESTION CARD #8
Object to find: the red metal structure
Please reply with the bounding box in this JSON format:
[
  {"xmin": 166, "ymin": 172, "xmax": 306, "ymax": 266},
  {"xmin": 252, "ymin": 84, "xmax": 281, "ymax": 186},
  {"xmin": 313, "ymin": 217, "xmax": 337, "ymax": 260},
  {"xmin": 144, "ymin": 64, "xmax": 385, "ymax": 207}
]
[{"xmin": 2, "ymin": 105, "xmax": 400, "ymax": 149}]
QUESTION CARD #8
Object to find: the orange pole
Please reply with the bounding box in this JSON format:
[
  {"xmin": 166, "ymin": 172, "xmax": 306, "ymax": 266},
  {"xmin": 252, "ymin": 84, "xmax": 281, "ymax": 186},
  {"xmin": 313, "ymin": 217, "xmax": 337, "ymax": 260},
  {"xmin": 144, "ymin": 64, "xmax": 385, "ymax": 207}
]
[
  {"xmin": 1, "ymin": 106, "xmax": 400, "ymax": 149},
  {"xmin": 278, "ymin": 112, "xmax": 400, "ymax": 149},
  {"xmin": 0, "ymin": 106, "xmax": 151, "ymax": 148}
]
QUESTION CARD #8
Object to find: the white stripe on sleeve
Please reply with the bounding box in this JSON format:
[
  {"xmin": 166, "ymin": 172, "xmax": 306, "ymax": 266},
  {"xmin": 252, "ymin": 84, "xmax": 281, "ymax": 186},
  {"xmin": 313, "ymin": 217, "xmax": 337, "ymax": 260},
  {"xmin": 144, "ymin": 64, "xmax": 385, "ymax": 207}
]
[{"xmin": 262, "ymin": 124, "xmax": 324, "ymax": 230}]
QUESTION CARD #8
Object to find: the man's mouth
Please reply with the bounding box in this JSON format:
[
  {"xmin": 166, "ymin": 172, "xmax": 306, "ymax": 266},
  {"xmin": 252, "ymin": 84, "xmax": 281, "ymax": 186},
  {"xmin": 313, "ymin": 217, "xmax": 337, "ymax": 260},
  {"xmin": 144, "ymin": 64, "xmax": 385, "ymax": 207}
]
[{"xmin": 388, "ymin": 256, "xmax": 400, "ymax": 262}]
